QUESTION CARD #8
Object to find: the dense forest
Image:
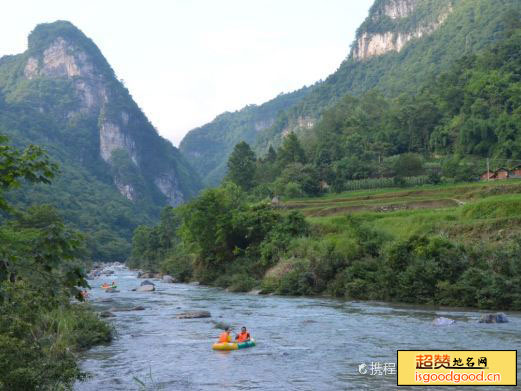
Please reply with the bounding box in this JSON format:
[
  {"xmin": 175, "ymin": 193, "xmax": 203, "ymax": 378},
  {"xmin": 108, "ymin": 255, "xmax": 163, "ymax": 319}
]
[
  {"xmin": 0, "ymin": 136, "xmax": 112, "ymax": 390},
  {"xmin": 130, "ymin": 24, "xmax": 521, "ymax": 310}
]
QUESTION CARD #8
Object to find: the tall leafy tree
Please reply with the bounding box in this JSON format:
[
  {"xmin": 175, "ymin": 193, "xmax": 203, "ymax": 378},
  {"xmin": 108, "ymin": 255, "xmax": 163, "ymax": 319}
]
[
  {"xmin": 277, "ymin": 133, "xmax": 307, "ymax": 166},
  {"xmin": 226, "ymin": 141, "xmax": 257, "ymax": 191},
  {"xmin": 0, "ymin": 135, "xmax": 57, "ymax": 211}
]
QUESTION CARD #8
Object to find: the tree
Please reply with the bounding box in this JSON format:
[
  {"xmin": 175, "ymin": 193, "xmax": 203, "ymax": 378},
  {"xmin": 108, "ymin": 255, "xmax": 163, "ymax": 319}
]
[
  {"xmin": 180, "ymin": 183, "xmax": 243, "ymax": 272},
  {"xmin": 0, "ymin": 136, "xmax": 112, "ymax": 390},
  {"xmin": 277, "ymin": 133, "xmax": 307, "ymax": 167},
  {"xmin": 265, "ymin": 145, "xmax": 277, "ymax": 163},
  {"xmin": 393, "ymin": 153, "xmax": 424, "ymax": 177},
  {"xmin": 226, "ymin": 141, "xmax": 256, "ymax": 191},
  {"xmin": 0, "ymin": 135, "xmax": 57, "ymax": 211}
]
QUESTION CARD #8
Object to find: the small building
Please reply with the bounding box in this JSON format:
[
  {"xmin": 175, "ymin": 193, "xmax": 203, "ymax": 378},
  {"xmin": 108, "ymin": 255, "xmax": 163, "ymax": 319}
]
[
  {"xmin": 495, "ymin": 168, "xmax": 510, "ymax": 180},
  {"xmin": 480, "ymin": 170, "xmax": 496, "ymax": 180},
  {"xmin": 511, "ymin": 165, "xmax": 521, "ymax": 178}
]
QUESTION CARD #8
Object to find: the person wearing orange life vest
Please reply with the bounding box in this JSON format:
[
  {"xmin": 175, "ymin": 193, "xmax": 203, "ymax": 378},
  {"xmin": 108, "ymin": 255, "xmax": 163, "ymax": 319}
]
[
  {"xmin": 218, "ymin": 327, "xmax": 232, "ymax": 343},
  {"xmin": 235, "ymin": 326, "xmax": 251, "ymax": 342}
]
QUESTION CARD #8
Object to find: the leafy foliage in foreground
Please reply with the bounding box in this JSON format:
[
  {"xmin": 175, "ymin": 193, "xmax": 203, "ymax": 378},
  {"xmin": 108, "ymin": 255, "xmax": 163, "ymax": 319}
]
[{"xmin": 0, "ymin": 138, "xmax": 112, "ymax": 391}]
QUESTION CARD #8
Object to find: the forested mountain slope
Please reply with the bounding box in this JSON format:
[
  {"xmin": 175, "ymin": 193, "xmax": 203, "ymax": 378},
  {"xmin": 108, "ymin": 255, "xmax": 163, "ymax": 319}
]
[
  {"xmin": 181, "ymin": 0, "xmax": 521, "ymax": 185},
  {"xmin": 0, "ymin": 21, "xmax": 201, "ymax": 260},
  {"xmin": 179, "ymin": 87, "xmax": 311, "ymax": 187}
]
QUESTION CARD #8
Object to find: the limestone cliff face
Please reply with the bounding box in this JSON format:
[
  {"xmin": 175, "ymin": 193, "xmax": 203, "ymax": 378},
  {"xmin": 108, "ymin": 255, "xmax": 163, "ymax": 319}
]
[
  {"xmin": 25, "ymin": 37, "xmax": 107, "ymax": 111},
  {"xmin": 20, "ymin": 22, "xmax": 199, "ymax": 205},
  {"xmin": 352, "ymin": 0, "xmax": 453, "ymax": 61},
  {"xmin": 254, "ymin": 118, "xmax": 275, "ymax": 132},
  {"xmin": 154, "ymin": 175, "xmax": 184, "ymax": 206},
  {"xmin": 99, "ymin": 120, "xmax": 138, "ymax": 165},
  {"xmin": 23, "ymin": 36, "xmax": 140, "ymax": 199},
  {"xmin": 382, "ymin": 0, "xmax": 416, "ymax": 19}
]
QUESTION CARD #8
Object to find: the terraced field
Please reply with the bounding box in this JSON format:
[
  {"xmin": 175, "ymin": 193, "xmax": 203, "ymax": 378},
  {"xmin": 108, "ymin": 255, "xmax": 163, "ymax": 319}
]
[
  {"xmin": 281, "ymin": 180, "xmax": 521, "ymax": 243},
  {"xmin": 283, "ymin": 181, "xmax": 521, "ymax": 216}
]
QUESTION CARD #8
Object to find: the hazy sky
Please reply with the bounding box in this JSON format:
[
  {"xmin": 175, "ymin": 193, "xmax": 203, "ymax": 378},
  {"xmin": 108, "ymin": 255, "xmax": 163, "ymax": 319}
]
[{"xmin": 1, "ymin": 1, "xmax": 373, "ymax": 146}]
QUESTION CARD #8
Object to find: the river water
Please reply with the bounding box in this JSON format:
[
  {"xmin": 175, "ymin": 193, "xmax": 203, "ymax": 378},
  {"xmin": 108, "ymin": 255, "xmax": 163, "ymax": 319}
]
[{"xmin": 76, "ymin": 267, "xmax": 520, "ymax": 391}]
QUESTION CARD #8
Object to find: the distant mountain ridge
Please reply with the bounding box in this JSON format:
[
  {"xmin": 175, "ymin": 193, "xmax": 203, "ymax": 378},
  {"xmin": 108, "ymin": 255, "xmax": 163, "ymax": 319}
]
[
  {"xmin": 180, "ymin": 0, "xmax": 521, "ymax": 186},
  {"xmin": 179, "ymin": 87, "xmax": 311, "ymax": 186},
  {"xmin": 0, "ymin": 21, "xmax": 201, "ymax": 260}
]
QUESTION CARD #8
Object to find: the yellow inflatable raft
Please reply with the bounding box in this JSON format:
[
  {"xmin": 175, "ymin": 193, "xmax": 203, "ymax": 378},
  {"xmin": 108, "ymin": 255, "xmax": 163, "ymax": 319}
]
[{"xmin": 212, "ymin": 338, "xmax": 256, "ymax": 351}]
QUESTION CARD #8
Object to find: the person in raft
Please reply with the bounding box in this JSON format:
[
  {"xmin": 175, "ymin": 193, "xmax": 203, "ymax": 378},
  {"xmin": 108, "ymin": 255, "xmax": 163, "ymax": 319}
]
[
  {"xmin": 218, "ymin": 327, "xmax": 233, "ymax": 343},
  {"xmin": 235, "ymin": 326, "xmax": 251, "ymax": 342}
]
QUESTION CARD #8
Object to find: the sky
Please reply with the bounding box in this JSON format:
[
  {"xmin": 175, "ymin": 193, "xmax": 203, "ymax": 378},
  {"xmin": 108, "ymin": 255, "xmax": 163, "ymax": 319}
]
[{"xmin": 0, "ymin": 0, "xmax": 373, "ymax": 146}]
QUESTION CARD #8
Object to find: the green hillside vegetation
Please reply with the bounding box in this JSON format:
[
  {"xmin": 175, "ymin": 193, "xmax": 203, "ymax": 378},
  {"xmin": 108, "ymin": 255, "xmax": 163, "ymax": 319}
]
[
  {"xmin": 0, "ymin": 137, "xmax": 112, "ymax": 390},
  {"xmin": 257, "ymin": 0, "xmax": 521, "ymax": 151},
  {"xmin": 180, "ymin": 0, "xmax": 521, "ymax": 185},
  {"xmin": 246, "ymin": 22, "xmax": 521, "ymax": 198},
  {"xmin": 179, "ymin": 87, "xmax": 311, "ymax": 186},
  {"xmin": 0, "ymin": 21, "xmax": 201, "ymax": 260},
  {"xmin": 131, "ymin": 179, "xmax": 521, "ymax": 309},
  {"xmin": 273, "ymin": 180, "xmax": 521, "ymax": 305}
]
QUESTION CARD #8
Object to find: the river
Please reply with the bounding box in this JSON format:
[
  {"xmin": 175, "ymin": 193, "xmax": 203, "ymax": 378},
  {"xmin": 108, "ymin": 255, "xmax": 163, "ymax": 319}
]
[{"xmin": 75, "ymin": 267, "xmax": 520, "ymax": 390}]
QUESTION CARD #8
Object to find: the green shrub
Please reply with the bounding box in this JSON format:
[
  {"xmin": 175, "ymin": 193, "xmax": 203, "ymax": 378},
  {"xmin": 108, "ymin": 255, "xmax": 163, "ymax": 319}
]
[
  {"xmin": 0, "ymin": 284, "xmax": 112, "ymax": 391},
  {"xmin": 278, "ymin": 269, "xmax": 314, "ymax": 296},
  {"xmin": 427, "ymin": 171, "xmax": 442, "ymax": 184},
  {"xmin": 259, "ymin": 276, "xmax": 279, "ymax": 294},
  {"xmin": 160, "ymin": 251, "xmax": 193, "ymax": 282},
  {"xmin": 58, "ymin": 305, "xmax": 113, "ymax": 350},
  {"xmin": 260, "ymin": 258, "xmax": 314, "ymax": 296},
  {"xmin": 285, "ymin": 181, "xmax": 304, "ymax": 198},
  {"xmin": 227, "ymin": 273, "xmax": 257, "ymax": 292},
  {"xmin": 213, "ymin": 274, "xmax": 233, "ymax": 288},
  {"xmin": 462, "ymin": 196, "xmax": 521, "ymax": 219}
]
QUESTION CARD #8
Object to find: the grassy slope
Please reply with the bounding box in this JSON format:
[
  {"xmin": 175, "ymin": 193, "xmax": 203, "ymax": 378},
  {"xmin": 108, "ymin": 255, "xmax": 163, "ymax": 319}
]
[{"xmin": 282, "ymin": 180, "xmax": 521, "ymax": 244}]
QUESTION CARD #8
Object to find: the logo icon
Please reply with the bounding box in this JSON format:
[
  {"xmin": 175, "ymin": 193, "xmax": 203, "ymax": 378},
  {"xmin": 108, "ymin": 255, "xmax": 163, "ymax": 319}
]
[{"xmin": 358, "ymin": 363, "xmax": 368, "ymax": 374}]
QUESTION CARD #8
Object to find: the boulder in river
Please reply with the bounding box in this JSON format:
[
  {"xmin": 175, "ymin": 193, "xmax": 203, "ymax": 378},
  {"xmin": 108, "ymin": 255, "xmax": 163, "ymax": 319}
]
[
  {"xmin": 432, "ymin": 317, "xmax": 455, "ymax": 326},
  {"xmin": 140, "ymin": 280, "xmax": 155, "ymax": 287},
  {"xmin": 176, "ymin": 310, "xmax": 211, "ymax": 319},
  {"xmin": 479, "ymin": 313, "xmax": 509, "ymax": 323},
  {"xmin": 100, "ymin": 311, "xmax": 115, "ymax": 318},
  {"xmin": 136, "ymin": 284, "xmax": 155, "ymax": 292},
  {"xmin": 162, "ymin": 275, "xmax": 176, "ymax": 283},
  {"xmin": 212, "ymin": 320, "xmax": 231, "ymax": 329},
  {"xmin": 138, "ymin": 272, "xmax": 154, "ymax": 279},
  {"xmin": 110, "ymin": 306, "xmax": 146, "ymax": 312}
]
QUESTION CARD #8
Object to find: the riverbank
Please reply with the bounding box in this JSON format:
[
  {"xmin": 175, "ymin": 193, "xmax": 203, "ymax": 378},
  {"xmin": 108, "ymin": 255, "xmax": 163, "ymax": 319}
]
[
  {"xmin": 0, "ymin": 286, "xmax": 113, "ymax": 390},
  {"xmin": 129, "ymin": 180, "xmax": 521, "ymax": 311},
  {"xmin": 77, "ymin": 266, "xmax": 521, "ymax": 390}
]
